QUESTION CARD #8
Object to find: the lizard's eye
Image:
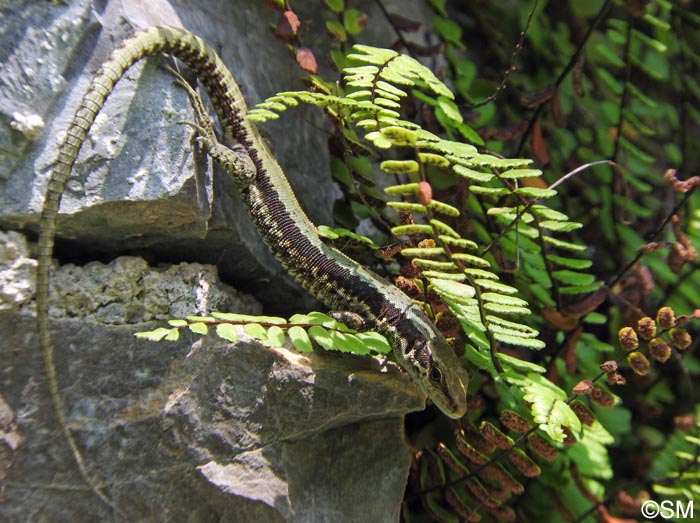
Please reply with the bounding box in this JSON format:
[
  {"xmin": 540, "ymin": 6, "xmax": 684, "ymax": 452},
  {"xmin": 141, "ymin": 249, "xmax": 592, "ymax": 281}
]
[{"xmin": 428, "ymin": 367, "xmax": 442, "ymax": 383}]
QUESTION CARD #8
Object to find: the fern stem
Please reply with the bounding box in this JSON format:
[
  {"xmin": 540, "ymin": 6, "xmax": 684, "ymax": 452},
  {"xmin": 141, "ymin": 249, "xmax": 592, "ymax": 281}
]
[{"xmin": 515, "ymin": 0, "xmax": 612, "ymax": 157}]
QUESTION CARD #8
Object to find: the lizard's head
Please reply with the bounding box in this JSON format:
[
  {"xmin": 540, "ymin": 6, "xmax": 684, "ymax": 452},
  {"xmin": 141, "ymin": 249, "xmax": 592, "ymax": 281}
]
[{"xmin": 392, "ymin": 306, "xmax": 469, "ymax": 419}]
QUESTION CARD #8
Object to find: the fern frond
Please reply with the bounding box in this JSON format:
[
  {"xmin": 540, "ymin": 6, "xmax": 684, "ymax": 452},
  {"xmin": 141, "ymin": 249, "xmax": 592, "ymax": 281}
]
[{"xmin": 135, "ymin": 311, "xmax": 393, "ymax": 356}]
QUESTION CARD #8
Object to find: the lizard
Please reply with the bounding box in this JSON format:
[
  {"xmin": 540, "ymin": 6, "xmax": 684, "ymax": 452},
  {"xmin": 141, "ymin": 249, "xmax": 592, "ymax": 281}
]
[{"xmin": 36, "ymin": 25, "xmax": 469, "ymax": 510}]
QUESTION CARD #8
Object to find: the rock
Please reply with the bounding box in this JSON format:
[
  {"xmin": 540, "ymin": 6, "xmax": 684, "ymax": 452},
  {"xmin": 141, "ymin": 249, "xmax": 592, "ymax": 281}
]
[
  {"xmin": 44, "ymin": 256, "xmax": 262, "ymax": 324},
  {"xmin": 0, "ymin": 393, "xmax": 22, "ymax": 494},
  {"xmin": 0, "ymin": 231, "xmax": 36, "ymax": 311},
  {"xmin": 0, "ymin": 232, "xmax": 427, "ymax": 522},
  {"xmin": 0, "ymin": 316, "xmax": 424, "ymax": 523},
  {"xmin": 0, "ymin": 229, "xmax": 261, "ymax": 321}
]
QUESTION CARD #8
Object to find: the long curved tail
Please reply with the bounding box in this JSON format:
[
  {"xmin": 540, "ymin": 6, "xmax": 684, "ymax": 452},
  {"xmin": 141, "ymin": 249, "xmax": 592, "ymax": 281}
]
[{"xmin": 36, "ymin": 25, "xmax": 240, "ymax": 512}]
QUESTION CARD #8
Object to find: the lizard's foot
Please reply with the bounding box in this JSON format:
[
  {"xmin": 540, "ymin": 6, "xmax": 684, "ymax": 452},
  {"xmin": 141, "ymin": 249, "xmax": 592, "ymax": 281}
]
[
  {"xmin": 164, "ymin": 65, "xmax": 218, "ymax": 143},
  {"xmin": 328, "ymin": 310, "xmax": 369, "ymax": 331}
]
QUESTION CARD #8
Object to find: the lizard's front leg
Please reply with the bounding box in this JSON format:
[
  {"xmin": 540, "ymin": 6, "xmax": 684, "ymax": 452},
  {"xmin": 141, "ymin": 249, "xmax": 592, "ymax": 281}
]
[{"xmin": 168, "ymin": 68, "xmax": 257, "ymax": 185}]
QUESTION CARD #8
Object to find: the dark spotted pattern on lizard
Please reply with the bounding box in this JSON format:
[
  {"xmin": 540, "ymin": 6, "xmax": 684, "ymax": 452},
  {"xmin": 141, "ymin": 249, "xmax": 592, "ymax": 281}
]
[{"xmin": 36, "ymin": 26, "xmax": 469, "ymax": 509}]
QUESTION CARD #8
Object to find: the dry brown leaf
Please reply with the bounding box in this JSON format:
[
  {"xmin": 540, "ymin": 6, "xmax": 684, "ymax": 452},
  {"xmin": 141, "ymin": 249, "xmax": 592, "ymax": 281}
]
[
  {"xmin": 295, "ymin": 47, "xmax": 317, "ymax": 73},
  {"xmin": 543, "ymin": 308, "xmax": 578, "ymax": 331},
  {"xmin": 531, "ymin": 120, "xmax": 550, "ymax": 165},
  {"xmin": 564, "ymin": 326, "xmax": 582, "ymax": 373},
  {"xmin": 387, "ymin": 13, "xmax": 423, "ymax": 32},
  {"xmin": 521, "ymin": 84, "xmax": 555, "ymax": 108},
  {"xmin": 562, "ymin": 285, "xmax": 609, "ymax": 317},
  {"xmin": 272, "ymin": 10, "xmax": 301, "ymax": 42},
  {"xmin": 551, "ymin": 91, "xmax": 566, "ymax": 128}
]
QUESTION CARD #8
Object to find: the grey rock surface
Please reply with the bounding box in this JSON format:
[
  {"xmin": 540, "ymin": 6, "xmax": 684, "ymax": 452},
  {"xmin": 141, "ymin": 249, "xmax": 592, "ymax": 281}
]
[
  {"xmin": 0, "ymin": 229, "xmax": 261, "ymax": 320},
  {"xmin": 0, "ymin": 314, "xmax": 424, "ymax": 523},
  {"xmin": 47, "ymin": 255, "xmax": 262, "ymax": 324},
  {"xmin": 0, "ymin": 231, "xmax": 36, "ymax": 311}
]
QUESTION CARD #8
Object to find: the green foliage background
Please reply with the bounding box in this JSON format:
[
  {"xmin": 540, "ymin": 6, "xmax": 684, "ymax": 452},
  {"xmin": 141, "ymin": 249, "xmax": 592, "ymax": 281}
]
[
  {"xmin": 147, "ymin": 1, "xmax": 700, "ymax": 521},
  {"xmin": 286, "ymin": 1, "xmax": 700, "ymax": 521}
]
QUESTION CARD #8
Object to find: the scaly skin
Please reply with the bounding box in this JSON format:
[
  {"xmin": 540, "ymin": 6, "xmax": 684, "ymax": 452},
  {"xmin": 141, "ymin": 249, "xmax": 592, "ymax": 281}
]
[{"xmin": 37, "ymin": 26, "xmax": 468, "ymax": 509}]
